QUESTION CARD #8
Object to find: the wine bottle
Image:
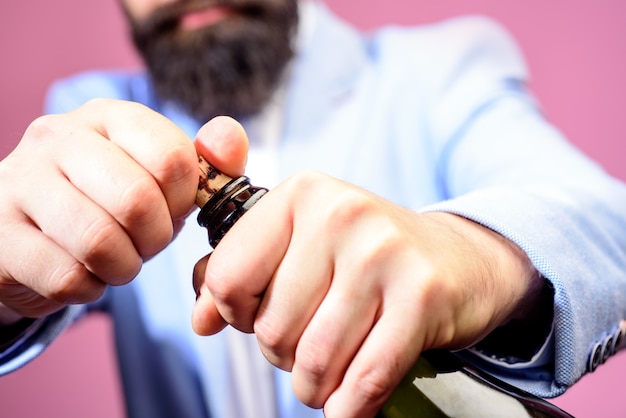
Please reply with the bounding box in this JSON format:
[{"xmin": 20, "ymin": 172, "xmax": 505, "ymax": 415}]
[
  {"xmin": 194, "ymin": 155, "xmax": 573, "ymax": 418},
  {"xmin": 377, "ymin": 349, "xmax": 572, "ymax": 418}
]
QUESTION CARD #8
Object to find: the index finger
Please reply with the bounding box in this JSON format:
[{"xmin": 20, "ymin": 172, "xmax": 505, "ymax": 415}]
[{"xmin": 73, "ymin": 98, "xmax": 199, "ymax": 220}]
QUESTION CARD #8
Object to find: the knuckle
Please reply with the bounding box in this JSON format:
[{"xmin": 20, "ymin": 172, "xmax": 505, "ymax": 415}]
[
  {"xmin": 204, "ymin": 266, "xmax": 241, "ymax": 308},
  {"xmin": 117, "ymin": 176, "xmax": 174, "ymax": 257},
  {"xmin": 283, "ymin": 171, "xmax": 386, "ymax": 238},
  {"xmin": 353, "ymin": 366, "xmax": 394, "ymax": 408},
  {"xmin": 79, "ymin": 218, "xmax": 142, "ymax": 285},
  {"xmin": 83, "ymin": 97, "xmax": 113, "ymax": 109},
  {"xmin": 78, "ymin": 218, "xmax": 141, "ymax": 283},
  {"xmin": 118, "ymin": 175, "xmax": 162, "ymax": 221},
  {"xmin": 328, "ymin": 201, "xmax": 365, "ymax": 233},
  {"xmin": 81, "ymin": 99, "xmax": 153, "ymax": 127},
  {"xmin": 81, "ymin": 97, "xmax": 122, "ymax": 115},
  {"xmin": 255, "ymin": 317, "xmax": 285, "ymax": 355},
  {"xmin": 254, "ymin": 317, "xmax": 293, "ymax": 369},
  {"xmin": 79, "ymin": 218, "xmax": 122, "ymax": 263},
  {"xmin": 203, "ymin": 261, "xmax": 259, "ymax": 332},
  {"xmin": 356, "ymin": 232, "xmax": 405, "ymax": 276},
  {"xmin": 334, "ymin": 210, "xmax": 408, "ymax": 276},
  {"xmin": 23, "ymin": 114, "xmax": 63, "ymax": 144},
  {"xmin": 118, "ymin": 177, "xmax": 171, "ymax": 242},
  {"xmin": 323, "ymin": 189, "xmax": 377, "ymax": 237},
  {"xmin": 282, "ymin": 171, "xmax": 331, "ymax": 203},
  {"xmin": 295, "ymin": 338, "xmax": 333, "ymax": 390},
  {"xmin": 151, "ymin": 143, "xmax": 196, "ymax": 188},
  {"xmin": 286, "ymin": 170, "xmax": 328, "ymax": 188},
  {"xmin": 48, "ymin": 261, "xmax": 104, "ymax": 304},
  {"xmin": 81, "ymin": 97, "xmax": 106, "ymax": 112}
]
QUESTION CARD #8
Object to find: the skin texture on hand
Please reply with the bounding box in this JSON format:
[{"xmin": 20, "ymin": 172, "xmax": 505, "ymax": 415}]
[
  {"xmin": 191, "ymin": 130, "xmax": 542, "ymax": 417},
  {"xmin": 0, "ymin": 104, "xmax": 544, "ymax": 417},
  {"xmin": 0, "ymin": 98, "xmax": 199, "ymax": 320}
]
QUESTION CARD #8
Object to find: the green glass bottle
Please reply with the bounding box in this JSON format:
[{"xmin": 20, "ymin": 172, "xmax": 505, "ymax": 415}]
[
  {"xmin": 194, "ymin": 156, "xmax": 573, "ymax": 418},
  {"xmin": 377, "ymin": 350, "xmax": 572, "ymax": 418}
]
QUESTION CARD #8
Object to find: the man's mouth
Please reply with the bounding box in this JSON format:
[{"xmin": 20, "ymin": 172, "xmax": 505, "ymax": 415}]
[{"xmin": 179, "ymin": 5, "xmax": 233, "ymax": 30}]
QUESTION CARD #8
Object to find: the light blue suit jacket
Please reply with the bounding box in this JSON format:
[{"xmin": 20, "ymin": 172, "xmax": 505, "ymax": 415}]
[{"xmin": 3, "ymin": 3, "xmax": 626, "ymax": 417}]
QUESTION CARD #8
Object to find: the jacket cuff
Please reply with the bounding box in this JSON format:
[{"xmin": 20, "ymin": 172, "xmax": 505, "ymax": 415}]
[{"xmin": 0, "ymin": 305, "xmax": 85, "ymax": 376}]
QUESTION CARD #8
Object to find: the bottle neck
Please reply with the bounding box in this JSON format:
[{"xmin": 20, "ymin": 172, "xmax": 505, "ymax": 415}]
[{"xmin": 195, "ymin": 155, "xmax": 268, "ymax": 248}]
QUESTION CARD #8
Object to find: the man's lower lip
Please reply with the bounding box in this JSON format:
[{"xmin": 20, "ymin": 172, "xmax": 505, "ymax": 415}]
[{"xmin": 179, "ymin": 6, "xmax": 232, "ymax": 30}]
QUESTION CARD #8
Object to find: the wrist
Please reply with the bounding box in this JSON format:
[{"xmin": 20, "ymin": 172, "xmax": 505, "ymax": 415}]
[{"xmin": 474, "ymin": 279, "xmax": 555, "ymax": 362}]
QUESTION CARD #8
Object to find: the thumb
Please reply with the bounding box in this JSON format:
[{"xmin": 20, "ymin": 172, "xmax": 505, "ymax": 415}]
[{"xmin": 194, "ymin": 116, "xmax": 249, "ymax": 178}]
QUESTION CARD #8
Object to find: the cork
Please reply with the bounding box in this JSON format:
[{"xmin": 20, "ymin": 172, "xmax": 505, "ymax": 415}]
[{"xmin": 195, "ymin": 155, "xmax": 234, "ymax": 208}]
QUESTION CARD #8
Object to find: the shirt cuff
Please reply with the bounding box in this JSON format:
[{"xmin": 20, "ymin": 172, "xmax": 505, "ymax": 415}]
[{"xmin": 468, "ymin": 322, "xmax": 555, "ymax": 370}]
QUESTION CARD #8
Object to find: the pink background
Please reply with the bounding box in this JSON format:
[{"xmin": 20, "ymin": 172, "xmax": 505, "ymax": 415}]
[{"xmin": 1, "ymin": 0, "xmax": 625, "ymax": 417}]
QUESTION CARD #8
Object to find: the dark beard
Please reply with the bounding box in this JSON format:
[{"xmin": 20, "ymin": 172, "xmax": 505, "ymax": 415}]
[{"xmin": 127, "ymin": 0, "xmax": 298, "ymax": 122}]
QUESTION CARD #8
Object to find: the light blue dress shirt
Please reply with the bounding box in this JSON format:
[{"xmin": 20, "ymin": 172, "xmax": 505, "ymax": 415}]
[{"xmin": 3, "ymin": 2, "xmax": 626, "ymax": 417}]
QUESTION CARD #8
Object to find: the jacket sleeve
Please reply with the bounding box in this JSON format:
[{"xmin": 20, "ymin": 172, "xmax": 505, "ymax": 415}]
[
  {"xmin": 0, "ymin": 305, "xmax": 86, "ymax": 376},
  {"xmin": 408, "ymin": 16, "xmax": 626, "ymax": 397}
]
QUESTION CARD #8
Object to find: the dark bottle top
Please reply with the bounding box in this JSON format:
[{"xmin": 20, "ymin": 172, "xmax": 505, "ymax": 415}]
[
  {"xmin": 195, "ymin": 155, "xmax": 267, "ymax": 248},
  {"xmin": 194, "ymin": 155, "xmax": 573, "ymax": 418}
]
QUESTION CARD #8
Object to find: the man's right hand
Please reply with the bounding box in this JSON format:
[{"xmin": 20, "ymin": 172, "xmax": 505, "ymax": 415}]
[{"xmin": 0, "ymin": 99, "xmax": 199, "ymax": 322}]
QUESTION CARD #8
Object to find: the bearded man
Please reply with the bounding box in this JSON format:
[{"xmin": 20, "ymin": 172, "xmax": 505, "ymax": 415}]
[{"xmin": 1, "ymin": 1, "xmax": 626, "ymax": 417}]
